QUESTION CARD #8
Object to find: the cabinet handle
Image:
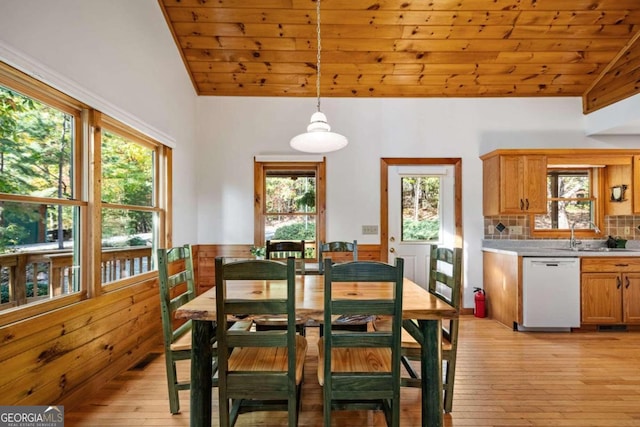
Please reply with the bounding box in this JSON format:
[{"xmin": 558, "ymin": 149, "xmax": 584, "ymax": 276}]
[
  {"xmin": 615, "ymin": 264, "xmax": 629, "ymax": 267},
  {"xmin": 626, "ymin": 276, "xmax": 630, "ymax": 289},
  {"xmin": 525, "ymin": 199, "xmax": 529, "ymax": 210},
  {"xmin": 617, "ymin": 277, "xmax": 622, "ymax": 289},
  {"xmin": 520, "ymin": 199, "xmax": 524, "ymax": 210}
]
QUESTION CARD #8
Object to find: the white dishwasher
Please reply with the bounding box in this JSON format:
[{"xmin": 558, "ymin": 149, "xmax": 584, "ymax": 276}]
[{"xmin": 521, "ymin": 257, "xmax": 581, "ymax": 330}]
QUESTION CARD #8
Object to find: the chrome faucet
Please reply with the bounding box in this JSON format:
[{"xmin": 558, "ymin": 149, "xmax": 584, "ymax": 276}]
[{"xmin": 570, "ymin": 221, "xmax": 601, "ymax": 250}]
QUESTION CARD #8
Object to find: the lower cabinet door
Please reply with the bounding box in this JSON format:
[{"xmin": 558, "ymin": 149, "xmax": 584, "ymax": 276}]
[
  {"xmin": 581, "ymin": 272, "xmax": 622, "ymax": 324},
  {"xmin": 623, "ymin": 273, "xmax": 640, "ymax": 324}
]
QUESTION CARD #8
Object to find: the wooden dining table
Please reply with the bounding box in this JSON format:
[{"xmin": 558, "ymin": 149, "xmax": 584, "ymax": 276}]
[{"xmin": 175, "ymin": 274, "xmax": 458, "ymax": 427}]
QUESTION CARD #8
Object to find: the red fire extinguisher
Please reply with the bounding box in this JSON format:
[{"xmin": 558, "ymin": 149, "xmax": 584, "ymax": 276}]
[{"xmin": 474, "ymin": 287, "xmax": 486, "ymax": 318}]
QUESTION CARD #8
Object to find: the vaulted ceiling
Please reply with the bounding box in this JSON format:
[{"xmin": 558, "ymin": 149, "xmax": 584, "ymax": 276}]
[{"xmin": 158, "ymin": 0, "xmax": 640, "ymax": 113}]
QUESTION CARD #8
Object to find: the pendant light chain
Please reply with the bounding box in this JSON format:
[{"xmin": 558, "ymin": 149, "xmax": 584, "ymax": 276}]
[
  {"xmin": 316, "ymin": 0, "xmax": 321, "ymax": 112},
  {"xmin": 289, "ymin": 0, "xmax": 347, "ymax": 153}
]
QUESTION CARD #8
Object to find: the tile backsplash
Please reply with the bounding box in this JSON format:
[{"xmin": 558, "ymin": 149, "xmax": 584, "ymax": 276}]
[{"xmin": 484, "ymin": 215, "xmax": 640, "ymax": 240}]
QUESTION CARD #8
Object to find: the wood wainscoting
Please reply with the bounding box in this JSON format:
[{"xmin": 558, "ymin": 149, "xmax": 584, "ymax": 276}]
[
  {"xmin": 0, "ymin": 279, "xmax": 161, "ymax": 410},
  {"xmin": 194, "ymin": 244, "xmax": 383, "ymax": 294},
  {"xmin": 0, "ymin": 243, "xmax": 380, "ymax": 410}
]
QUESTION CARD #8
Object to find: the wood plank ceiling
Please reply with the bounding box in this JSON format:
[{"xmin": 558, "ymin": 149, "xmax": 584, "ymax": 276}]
[{"xmin": 158, "ymin": 0, "xmax": 640, "ymax": 113}]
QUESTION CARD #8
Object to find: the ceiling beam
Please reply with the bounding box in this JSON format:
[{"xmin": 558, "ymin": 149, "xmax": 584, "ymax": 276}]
[{"xmin": 583, "ymin": 29, "xmax": 640, "ymax": 114}]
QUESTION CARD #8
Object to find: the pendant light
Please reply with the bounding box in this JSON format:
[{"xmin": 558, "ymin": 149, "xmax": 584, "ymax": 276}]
[{"xmin": 290, "ymin": 0, "xmax": 348, "ymax": 153}]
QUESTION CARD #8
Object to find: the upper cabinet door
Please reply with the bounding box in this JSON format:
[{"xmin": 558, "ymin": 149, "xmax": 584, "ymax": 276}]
[
  {"xmin": 483, "ymin": 153, "xmax": 547, "ymax": 215},
  {"xmin": 499, "ymin": 155, "xmax": 526, "ymax": 214},
  {"xmin": 522, "ymin": 155, "xmax": 547, "ymax": 214}
]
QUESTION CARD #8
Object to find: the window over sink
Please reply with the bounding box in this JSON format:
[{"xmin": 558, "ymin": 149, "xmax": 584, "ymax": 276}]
[{"xmin": 531, "ymin": 168, "xmax": 601, "ymax": 237}]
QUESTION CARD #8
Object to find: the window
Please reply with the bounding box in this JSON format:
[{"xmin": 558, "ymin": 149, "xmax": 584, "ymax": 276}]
[
  {"xmin": 0, "ymin": 79, "xmax": 82, "ymax": 311},
  {"xmin": 99, "ymin": 117, "xmax": 161, "ymax": 287},
  {"xmin": 254, "ymin": 159, "xmax": 325, "ymax": 260},
  {"xmin": 533, "ymin": 168, "xmax": 600, "ymax": 235},
  {"xmin": 0, "ymin": 62, "xmax": 170, "ymax": 323},
  {"xmin": 401, "ymin": 176, "xmax": 441, "ymax": 242}
]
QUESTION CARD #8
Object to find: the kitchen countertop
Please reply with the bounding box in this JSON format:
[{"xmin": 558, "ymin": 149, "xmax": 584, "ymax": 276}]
[{"xmin": 482, "ymin": 240, "xmax": 640, "ymax": 257}]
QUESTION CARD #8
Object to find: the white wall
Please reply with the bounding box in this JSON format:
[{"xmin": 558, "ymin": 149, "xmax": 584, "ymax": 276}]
[
  {"xmin": 0, "ymin": 0, "xmax": 199, "ymax": 244},
  {"xmin": 3, "ymin": 1, "xmax": 640, "ymax": 308},
  {"xmin": 197, "ymin": 96, "xmax": 640, "ymax": 308}
]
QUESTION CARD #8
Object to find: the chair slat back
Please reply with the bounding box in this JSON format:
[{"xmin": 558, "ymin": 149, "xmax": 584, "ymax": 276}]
[
  {"xmin": 266, "ymin": 240, "xmax": 305, "ymax": 259},
  {"xmin": 428, "ymin": 245, "xmax": 462, "ymax": 343},
  {"xmin": 215, "ymin": 257, "xmax": 297, "ymax": 397},
  {"xmin": 157, "ymin": 245, "xmax": 196, "ymax": 346},
  {"xmin": 323, "ymin": 258, "xmax": 404, "ymax": 402},
  {"xmin": 318, "ymin": 240, "xmax": 357, "ymax": 273},
  {"xmin": 156, "ymin": 245, "xmax": 198, "ymax": 414},
  {"xmin": 428, "ymin": 245, "xmax": 462, "ymax": 308}
]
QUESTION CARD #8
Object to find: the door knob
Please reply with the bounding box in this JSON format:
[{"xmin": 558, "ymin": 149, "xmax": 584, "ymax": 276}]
[
  {"xmin": 389, "ymin": 247, "xmax": 395, "ymax": 253},
  {"xmin": 390, "ymin": 236, "xmax": 395, "ymax": 242}
]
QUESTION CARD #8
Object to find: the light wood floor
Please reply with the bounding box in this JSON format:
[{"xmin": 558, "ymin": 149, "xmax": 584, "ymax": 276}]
[{"xmin": 65, "ymin": 316, "xmax": 640, "ymax": 426}]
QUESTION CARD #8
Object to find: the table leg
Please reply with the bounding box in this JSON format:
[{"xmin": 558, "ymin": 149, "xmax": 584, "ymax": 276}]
[
  {"xmin": 419, "ymin": 319, "xmax": 443, "ymax": 427},
  {"xmin": 191, "ymin": 319, "xmax": 212, "ymax": 427}
]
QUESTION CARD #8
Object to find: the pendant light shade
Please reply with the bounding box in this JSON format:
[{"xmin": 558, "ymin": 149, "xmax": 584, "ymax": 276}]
[
  {"xmin": 290, "ymin": 112, "xmax": 348, "ymax": 153},
  {"xmin": 289, "ymin": 0, "xmax": 348, "ymax": 153}
]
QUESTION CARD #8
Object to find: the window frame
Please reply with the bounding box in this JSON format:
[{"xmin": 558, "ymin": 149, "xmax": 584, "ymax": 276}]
[
  {"xmin": 254, "ymin": 158, "xmax": 326, "ymax": 261},
  {"xmin": 0, "ymin": 61, "xmax": 171, "ymax": 326},
  {"xmin": 0, "ymin": 65, "xmax": 87, "ymax": 322},
  {"xmin": 530, "ymin": 167, "xmax": 603, "ymax": 239},
  {"xmin": 93, "ymin": 113, "xmax": 169, "ymax": 293}
]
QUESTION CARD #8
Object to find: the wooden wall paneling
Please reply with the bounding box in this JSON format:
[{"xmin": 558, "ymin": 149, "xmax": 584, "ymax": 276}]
[
  {"xmin": 59, "ymin": 329, "xmax": 158, "ymax": 411},
  {"xmin": 0, "ymin": 279, "xmax": 161, "ymax": 409},
  {"xmin": 0, "ymin": 291, "xmax": 157, "ymax": 401},
  {"xmin": 195, "ymin": 244, "xmax": 253, "ymax": 294},
  {"xmin": 193, "ymin": 244, "xmax": 382, "ymax": 293},
  {"xmin": 191, "ymin": 244, "xmax": 200, "ymax": 292},
  {"xmin": 0, "ymin": 281, "xmax": 156, "ymax": 360},
  {"xmin": 8, "ymin": 305, "xmax": 158, "ymax": 405},
  {"xmin": 351, "ymin": 244, "xmax": 381, "ymax": 261}
]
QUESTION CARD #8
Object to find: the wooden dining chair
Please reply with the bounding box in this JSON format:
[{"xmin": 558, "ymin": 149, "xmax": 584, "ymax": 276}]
[
  {"xmin": 255, "ymin": 240, "xmax": 307, "ymax": 334},
  {"xmin": 157, "ymin": 245, "xmax": 197, "ymax": 414},
  {"xmin": 317, "ymin": 240, "xmax": 358, "ymax": 274},
  {"xmin": 157, "ymin": 245, "xmax": 251, "ymax": 414},
  {"xmin": 375, "ymin": 244, "xmax": 462, "ymax": 413},
  {"xmin": 266, "ymin": 239, "xmax": 306, "ymax": 274},
  {"xmin": 317, "ymin": 240, "xmax": 372, "ymax": 335},
  {"xmin": 318, "ymin": 258, "xmax": 404, "ymax": 427},
  {"xmin": 215, "ymin": 257, "xmax": 308, "ymax": 427}
]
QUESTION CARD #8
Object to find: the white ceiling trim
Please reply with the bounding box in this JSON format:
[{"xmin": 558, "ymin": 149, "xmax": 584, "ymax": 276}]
[{"xmin": 0, "ymin": 40, "xmax": 176, "ymax": 148}]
